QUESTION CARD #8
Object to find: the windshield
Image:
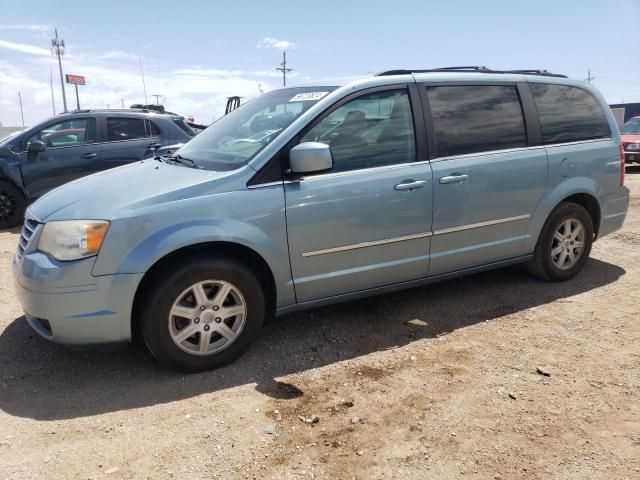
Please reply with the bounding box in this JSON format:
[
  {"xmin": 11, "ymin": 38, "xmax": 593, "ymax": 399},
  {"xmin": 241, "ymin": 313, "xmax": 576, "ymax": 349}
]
[
  {"xmin": 620, "ymin": 118, "xmax": 640, "ymax": 135},
  {"xmin": 175, "ymin": 87, "xmax": 337, "ymax": 171}
]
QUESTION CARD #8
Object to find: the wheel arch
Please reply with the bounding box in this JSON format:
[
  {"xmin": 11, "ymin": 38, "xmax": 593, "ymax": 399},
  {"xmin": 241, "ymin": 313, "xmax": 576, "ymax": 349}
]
[
  {"xmin": 526, "ymin": 178, "xmax": 602, "ymax": 252},
  {"xmin": 131, "ymin": 241, "xmax": 277, "ymax": 342}
]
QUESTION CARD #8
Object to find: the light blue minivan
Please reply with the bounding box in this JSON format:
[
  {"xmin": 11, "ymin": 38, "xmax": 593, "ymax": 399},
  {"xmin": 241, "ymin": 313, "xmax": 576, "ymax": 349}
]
[{"xmin": 12, "ymin": 67, "xmax": 629, "ymax": 371}]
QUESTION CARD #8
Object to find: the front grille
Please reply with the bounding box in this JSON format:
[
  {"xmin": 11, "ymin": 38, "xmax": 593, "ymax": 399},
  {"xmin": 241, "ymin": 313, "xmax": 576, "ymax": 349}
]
[{"xmin": 16, "ymin": 217, "xmax": 40, "ymax": 260}]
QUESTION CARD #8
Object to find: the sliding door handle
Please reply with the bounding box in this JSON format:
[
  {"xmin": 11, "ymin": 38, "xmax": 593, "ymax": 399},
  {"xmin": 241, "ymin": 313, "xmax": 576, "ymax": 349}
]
[{"xmin": 439, "ymin": 174, "xmax": 469, "ymax": 184}]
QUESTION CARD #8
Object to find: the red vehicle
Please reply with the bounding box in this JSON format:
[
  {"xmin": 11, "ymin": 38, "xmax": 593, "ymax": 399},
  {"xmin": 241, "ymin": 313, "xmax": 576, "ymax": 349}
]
[{"xmin": 620, "ymin": 116, "xmax": 640, "ymax": 165}]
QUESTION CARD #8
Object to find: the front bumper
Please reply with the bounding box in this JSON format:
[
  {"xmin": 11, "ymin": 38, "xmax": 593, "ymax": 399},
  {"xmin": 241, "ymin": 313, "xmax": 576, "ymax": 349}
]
[{"xmin": 12, "ymin": 251, "xmax": 143, "ymax": 345}]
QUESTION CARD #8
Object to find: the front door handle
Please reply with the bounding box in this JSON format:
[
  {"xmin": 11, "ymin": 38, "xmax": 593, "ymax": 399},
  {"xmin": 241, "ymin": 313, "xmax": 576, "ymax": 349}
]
[
  {"xmin": 147, "ymin": 143, "xmax": 162, "ymax": 149},
  {"xmin": 394, "ymin": 180, "xmax": 427, "ymax": 191},
  {"xmin": 81, "ymin": 152, "xmax": 97, "ymax": 159},
  {"xmin": 439, "ymin": 174, "xmax": 469, "ymax": 184}
]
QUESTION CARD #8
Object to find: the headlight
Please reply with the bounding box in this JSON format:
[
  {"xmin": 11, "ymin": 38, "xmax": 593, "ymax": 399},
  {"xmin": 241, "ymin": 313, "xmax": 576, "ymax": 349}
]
[
  {"xmin": 38, "ymin": 220, "xmax": 109, "ymax": 261},
  {"xmin": 626, "ymin": 143, "xmax": 640, "ymax": 151}
]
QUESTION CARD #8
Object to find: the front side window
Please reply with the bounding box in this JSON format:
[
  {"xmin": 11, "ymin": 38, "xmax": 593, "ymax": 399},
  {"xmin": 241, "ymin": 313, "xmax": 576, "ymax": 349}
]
[
  {"xmin": 175, "ymin": 87, "xmax": 337, "ymax": 171},
  {"xmin": 26, "ymin": 118, "xmax": 96, "ymax": 149},
  {"xmin": 107, "ymin": 117, "xmax": 147, "ymax": 141},
  {"xmin": 530, "ymin": 84, "xmax": 610, "ymax": 144},
  {"xmin": 301, "ymin": 89, "xmax": 416, "ymax": 173},
  {"xmin": 427, "ymin": 85, "xmax": 527, "ymax": 157}
]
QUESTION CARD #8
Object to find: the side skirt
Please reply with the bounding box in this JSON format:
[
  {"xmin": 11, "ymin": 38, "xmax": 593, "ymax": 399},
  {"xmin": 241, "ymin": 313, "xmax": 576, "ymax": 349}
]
[{"xmin": 275, "ymin": 255, "xmax": 533, "ymax": 317}]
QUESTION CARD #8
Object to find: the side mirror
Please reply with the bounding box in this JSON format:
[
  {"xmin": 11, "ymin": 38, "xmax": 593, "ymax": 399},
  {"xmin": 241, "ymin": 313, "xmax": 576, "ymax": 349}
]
[
  {"xmin": 27, "ymin": 140, "xmax": 46, "ymax": 161},
  {"xmin": 27, "ymin": 140, "xmax": 46, "ymax": 154},
  {"xmin": 289, "ymin": 142, "xmax": 333, "ymax": 175}
]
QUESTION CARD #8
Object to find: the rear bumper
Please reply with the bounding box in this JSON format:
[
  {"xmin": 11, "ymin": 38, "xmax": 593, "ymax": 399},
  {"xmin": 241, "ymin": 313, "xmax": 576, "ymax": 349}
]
[
  {"xmin": 598, "ymin": 188, "xmax": 630, "ymax": 239},
  {"xmin": 12, "ymin": 252, "xmax": 143, "ymax": 345}
]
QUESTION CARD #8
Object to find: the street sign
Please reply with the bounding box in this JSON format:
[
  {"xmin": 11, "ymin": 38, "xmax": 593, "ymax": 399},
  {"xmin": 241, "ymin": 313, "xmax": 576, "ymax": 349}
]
[{"xmin": 65, "ymin": 74, "xmax": 85, "ymax": 85}]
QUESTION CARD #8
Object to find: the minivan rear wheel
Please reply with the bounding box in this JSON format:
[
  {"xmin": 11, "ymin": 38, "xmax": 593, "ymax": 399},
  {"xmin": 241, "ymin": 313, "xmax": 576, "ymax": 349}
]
[
  {"xmin": 0, "ymin": 181, "xmax": 26, "ymax": 230},
  {"xmin": 527, "ymin": 202, "xmax": 594, "ymax": 282},
  {"xmin": 139, "ymin": 254, "xmax": 265, "ymax": 371}
]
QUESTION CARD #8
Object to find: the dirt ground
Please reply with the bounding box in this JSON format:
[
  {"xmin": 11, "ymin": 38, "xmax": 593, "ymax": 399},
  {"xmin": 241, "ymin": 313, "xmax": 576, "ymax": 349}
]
[{"xmin": 1, "ymin": 171, "xmax": 639, "ymax": 480}]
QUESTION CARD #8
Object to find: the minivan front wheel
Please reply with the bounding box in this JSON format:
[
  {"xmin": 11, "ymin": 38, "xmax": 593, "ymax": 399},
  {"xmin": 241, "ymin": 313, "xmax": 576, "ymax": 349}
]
[
  {"xmin": 139, "ymin": 255, "xmax": 265, "ymax": 371},
  {"xmin": 528, "ymin": 202, "xmax": 594, "ymax": 282}
]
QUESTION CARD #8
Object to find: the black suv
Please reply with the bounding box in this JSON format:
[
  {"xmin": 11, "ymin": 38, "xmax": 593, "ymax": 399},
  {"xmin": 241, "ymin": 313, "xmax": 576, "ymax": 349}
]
[{"xmin": 0, "ymin": 109, "xmax": 195, "ymax": 228}]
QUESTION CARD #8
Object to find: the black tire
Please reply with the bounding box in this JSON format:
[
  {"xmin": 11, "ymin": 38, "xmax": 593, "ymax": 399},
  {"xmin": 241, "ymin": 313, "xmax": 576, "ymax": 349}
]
[
  {"xmin": 0, "ymin": 181, "xmax": 26, "ymax": 230},
  {"xmin": 527, "ymin": 202, "xmax": 594, "ymax": 282},
  {"xmin": 139, "ymin": 254, "xmax": 265, "ymax": 372}
]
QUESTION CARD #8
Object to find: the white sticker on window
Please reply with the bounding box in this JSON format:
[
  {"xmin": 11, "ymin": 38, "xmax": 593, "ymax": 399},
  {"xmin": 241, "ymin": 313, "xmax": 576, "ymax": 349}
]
[{"xmin": 289, "ymin": 91, "xmax": 329, "ymax": 102}]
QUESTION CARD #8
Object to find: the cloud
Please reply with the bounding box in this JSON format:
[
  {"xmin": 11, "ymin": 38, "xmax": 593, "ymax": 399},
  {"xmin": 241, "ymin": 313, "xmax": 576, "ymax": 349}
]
[
  {"xmin": 0, "ymin": 24, "xmax": 50, "ymax": 32},
  {"xmin": 0, "ymin": 39, "xmax": 50, "ymax": 56},
  {"xmin": 256, "ymin": 37, "xmax": 296, "ymax": 50}
]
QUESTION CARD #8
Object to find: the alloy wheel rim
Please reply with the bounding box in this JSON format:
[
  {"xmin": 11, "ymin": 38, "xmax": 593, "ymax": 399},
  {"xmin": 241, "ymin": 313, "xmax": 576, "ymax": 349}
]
[
  {"xmin": 0, "ymin": 189, "xmax": 17, "ymax": 224},
  {"xmin": 168, "ymin": 280, "xmax": 247, "ymax": 356},
  {"xmin": 551, "ymin": 218, "xmax": 585, "ymax": 270}
]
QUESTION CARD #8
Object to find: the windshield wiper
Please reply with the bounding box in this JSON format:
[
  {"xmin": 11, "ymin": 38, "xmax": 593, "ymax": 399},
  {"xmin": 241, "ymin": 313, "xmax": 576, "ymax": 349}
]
[{"xmin": 168, "ymin": 154, "xmax": 198, "ymax": 168}]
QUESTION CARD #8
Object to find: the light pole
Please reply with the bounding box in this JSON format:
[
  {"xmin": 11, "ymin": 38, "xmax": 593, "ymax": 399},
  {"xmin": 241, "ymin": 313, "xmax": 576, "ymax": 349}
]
[{"xmin": 51, "ymin": 28, "xmax": 68, "ymax": 113}]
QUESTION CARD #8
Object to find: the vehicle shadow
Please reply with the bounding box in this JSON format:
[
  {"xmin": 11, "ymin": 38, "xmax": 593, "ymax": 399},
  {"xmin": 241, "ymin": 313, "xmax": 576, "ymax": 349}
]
[{"xmin": 0, "ymin": 258, "xmax": 625, "ymax": 420}]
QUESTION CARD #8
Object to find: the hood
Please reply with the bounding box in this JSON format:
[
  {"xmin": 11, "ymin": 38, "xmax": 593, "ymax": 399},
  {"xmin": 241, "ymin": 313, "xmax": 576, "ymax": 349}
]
[
  {"xmin": 621, "ymin": 134, "xmax": 640, "ymax": 145},
  {"xmin": 28, "ymin": 159, "xmax": 247, "ymax": 222}
]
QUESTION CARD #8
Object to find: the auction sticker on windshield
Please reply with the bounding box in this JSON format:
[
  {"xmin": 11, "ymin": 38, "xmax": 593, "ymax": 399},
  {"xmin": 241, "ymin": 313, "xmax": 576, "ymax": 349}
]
[{"xmin": 289, "ymin": 91, "xmax": 329, "ymax": 102}]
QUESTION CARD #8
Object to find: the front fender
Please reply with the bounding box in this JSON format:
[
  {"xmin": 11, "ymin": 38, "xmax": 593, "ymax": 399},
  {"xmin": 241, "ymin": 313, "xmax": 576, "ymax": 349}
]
[
  {"xmin": 92, "ymin": 187, "xmax": 295, "ymax": 308},
  {"xmin": 525, "ymin": 176, "xmax": 602, "ymax": 252}
]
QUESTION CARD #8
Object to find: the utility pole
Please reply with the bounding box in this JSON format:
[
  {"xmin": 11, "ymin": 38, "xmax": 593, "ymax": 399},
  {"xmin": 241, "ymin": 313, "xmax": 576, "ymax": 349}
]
[
  {"xmin": 151, "ymin": 94, "xmax": 163, "ymax": 105},
  {"xmin": 276, "ymin": 51, "xmax": 292, "ymax": 87},
  {"xmin": 51, "ymin": 28, "xmax": 68, "ymax": 112},
  {"xmin": 585, "ymin": 69, "xmax": 595, "ymax": 83},
  {"xmin": 258, "ymin": 83, "xmax": 264, "ymax": 95},
  {"xmin": 18, "ymin": 92, "xmax": 25, "ymax": 127},
  {"xmin": 139, "ymin": 57, "xmax": 149, "ymax": 104},
  {"xmin": 49, "ymin": 67, "xmax": 56, "ymax": 116},
  {"xmin": 121, "ymin": 98, "xmax": 125, "ymax": 108}
]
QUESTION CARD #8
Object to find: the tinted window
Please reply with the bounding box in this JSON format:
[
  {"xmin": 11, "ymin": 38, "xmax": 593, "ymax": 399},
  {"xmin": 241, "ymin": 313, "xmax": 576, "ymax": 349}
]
[
  {"xmin": 107, "ymin": 117, "xmax": 146, "ymax": 141},
  {"xmin": 26, "ymin": 118, "xmax": 96, "ymax": 149},
  {"xmin": 301, "ymin": 89, "xmax": 415, "ymax": 173},
  {"xmin": 148, "ymin": 120, "xmax": 161, "ymax": 137},
  {"xmin": 427, "ymin": 85, "xmax": 527, "ymax": 157},
  {"xmin": 173, "ymin": 118, "xmax": 195, "ymax": 137},
  {"xmin": 530, "ymin": 84, "xmax": 610, "ymax": 144}
]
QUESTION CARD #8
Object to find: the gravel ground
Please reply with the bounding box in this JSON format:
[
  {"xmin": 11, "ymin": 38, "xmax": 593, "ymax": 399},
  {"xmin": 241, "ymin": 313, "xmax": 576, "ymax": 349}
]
[{"xmin": 1, "ymin": 170, "xmax": 639, "ymax": 480}]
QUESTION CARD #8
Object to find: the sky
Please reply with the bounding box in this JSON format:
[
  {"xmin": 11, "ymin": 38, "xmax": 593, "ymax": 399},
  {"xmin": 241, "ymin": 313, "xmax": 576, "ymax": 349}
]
[{"xmin": 0, "ymin": 0, "xmax": 639, "ymax": 127}]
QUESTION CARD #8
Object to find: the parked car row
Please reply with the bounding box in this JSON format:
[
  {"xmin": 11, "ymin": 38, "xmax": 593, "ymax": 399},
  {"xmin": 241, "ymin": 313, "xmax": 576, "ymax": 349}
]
[
  {"xmin": 0, "ymin": 109, "xmax": 195, "ymax": 228},
  {"xmin": 11, "ymin": 67, "xmax": 629, "ymax": 371}
]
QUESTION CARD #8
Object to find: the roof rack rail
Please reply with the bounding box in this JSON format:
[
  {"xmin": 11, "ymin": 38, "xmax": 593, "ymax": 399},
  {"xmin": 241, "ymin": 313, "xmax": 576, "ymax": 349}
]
[{"xmin": 375, "ymin": 66, "xmax": 567, "ymax": 78}]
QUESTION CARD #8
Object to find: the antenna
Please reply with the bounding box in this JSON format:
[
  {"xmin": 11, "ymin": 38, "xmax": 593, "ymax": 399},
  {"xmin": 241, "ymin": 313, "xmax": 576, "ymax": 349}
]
[
  {"xmin": 258, "ymin": 83, "xmax": 264, "ymax": 95},
  {"xmin": 51, "ymin": 28, "xmax": 68, "ymax": 112},
  {"xmin": 139, "ymin": 57, "xmax": 149, "ymax": 104},
  {"xmin": 275, "ymin": 51, "xmax": 292, "ymax": 87}
]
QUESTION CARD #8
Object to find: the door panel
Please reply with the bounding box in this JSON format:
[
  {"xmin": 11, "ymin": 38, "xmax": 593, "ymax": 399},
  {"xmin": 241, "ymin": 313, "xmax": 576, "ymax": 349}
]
[
  {"xmin": 285, "ymin": 164, "xmax": 433, "ymax": 302},
  {"xmin": 20, "ymin": 144, "xmax": 103, "ymax": 198},
  {"xmin": 429, "ymin": 148, "xmax": 547, "ymax": 275}
]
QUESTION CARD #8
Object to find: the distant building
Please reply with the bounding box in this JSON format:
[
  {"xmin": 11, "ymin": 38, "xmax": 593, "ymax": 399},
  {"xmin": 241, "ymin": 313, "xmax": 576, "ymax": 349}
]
[{"xmin": 610, "ymin": 102, "xmax": 640, "ymax": 126}]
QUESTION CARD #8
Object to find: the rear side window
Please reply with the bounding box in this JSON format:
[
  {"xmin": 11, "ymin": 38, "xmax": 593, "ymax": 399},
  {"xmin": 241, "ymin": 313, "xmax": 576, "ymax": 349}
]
[
  {"xmin": 426, "ymin": 85, "xmax": 527, "ymax": 157},
  {"xmin": 107, "ymin": 117, "xmax": 147, "ymax": 141},
  {"xmin": 530, "ymin": 84, "xmax": 610, "ymax": 144},
  {"xmin": 173, "ymin": 118, "xmax": 196, "ymax": 137}
]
